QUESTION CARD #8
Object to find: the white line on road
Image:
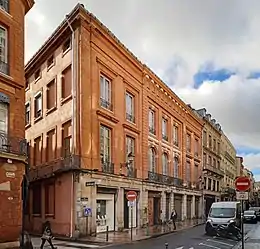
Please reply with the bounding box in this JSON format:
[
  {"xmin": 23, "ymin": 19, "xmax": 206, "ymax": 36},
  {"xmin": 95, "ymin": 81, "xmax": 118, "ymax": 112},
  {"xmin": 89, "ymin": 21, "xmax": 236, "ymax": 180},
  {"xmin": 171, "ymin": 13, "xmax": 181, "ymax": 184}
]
[
  {"xmin": 175, "ymin": 247, "xmax": 183, "ymax": 249},
  {"xmin": 199, "ymin": 243, "xmax": 221, "ymax": 249},
  {"xmin": 206, "ymin": 239, "xmax": 233, "ymax": 247},
  {"xmin": 212, "ymin": 236, "xmax": 234, "ymax": 242}
]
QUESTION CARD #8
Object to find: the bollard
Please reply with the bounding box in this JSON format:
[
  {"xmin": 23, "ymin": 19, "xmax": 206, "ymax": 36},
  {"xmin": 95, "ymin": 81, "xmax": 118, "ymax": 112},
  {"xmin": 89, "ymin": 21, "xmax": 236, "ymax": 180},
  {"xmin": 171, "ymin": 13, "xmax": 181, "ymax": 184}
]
[
  {"xmin": 165, "ymin": 242, "xmax": 168, "ymax": 249},
  {"xmin": 106, "ymin": 225, "xmax": 109, "ymax": 242}
]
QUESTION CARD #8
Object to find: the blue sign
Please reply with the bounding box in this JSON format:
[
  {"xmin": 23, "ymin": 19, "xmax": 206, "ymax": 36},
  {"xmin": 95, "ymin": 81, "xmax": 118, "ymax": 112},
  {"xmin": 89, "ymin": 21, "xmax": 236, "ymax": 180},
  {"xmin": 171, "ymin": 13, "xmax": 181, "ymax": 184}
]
[{"xmin": 84, "ymin": 207, "xmax": 92, "ymax": 217}]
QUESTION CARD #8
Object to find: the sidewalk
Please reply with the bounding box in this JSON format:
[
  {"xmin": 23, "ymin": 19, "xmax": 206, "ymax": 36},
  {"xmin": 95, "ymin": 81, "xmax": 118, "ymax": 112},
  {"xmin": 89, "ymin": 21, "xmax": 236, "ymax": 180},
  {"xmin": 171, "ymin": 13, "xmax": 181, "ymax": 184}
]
[{"xmin": 32, "ymin": 218, "xmax": 204, "ymax": 245}]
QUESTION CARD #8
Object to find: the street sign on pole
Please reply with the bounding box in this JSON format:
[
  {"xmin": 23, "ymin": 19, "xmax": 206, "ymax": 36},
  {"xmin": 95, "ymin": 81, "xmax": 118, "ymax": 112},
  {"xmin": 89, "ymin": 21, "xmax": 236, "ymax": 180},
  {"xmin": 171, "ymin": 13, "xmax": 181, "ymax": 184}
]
[
  {"xmin": 126, "ymin": 191, "xmax": 137, "ymax": 201},
  {"xmin": 235, "ymin": 176, "xmax": 251, "ymax": 192},
  {"xmin": 236, "ymin": 191, "xmax": 249, "ymax": 200}
]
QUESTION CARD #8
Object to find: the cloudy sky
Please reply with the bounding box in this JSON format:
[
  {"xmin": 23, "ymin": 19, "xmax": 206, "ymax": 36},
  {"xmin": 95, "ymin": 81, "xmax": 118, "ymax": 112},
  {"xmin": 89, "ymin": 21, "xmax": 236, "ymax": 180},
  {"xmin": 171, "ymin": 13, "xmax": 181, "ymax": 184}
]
[{"xmin": 25, "ymin": 0, "xmax": 260, "ymax": 180}]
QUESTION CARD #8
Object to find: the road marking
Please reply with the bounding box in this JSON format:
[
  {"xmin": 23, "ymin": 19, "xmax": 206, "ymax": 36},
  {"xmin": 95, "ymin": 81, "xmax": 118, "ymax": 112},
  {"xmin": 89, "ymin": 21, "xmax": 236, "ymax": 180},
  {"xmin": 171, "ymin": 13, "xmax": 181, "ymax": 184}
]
[
  {"xmin": 207, "ymin": 239, "xmax": 233, "ymax": 246},
  {"xmin": 212, "ymin": 236, "xmax": 234, "ymax": 242},
  {"xmin": 199, "ymin": 243, "xmax": 221, "ymax": 249},
  {"xmin": 175, "ymin": 247, "xmax": 183, "ymax": 249}
]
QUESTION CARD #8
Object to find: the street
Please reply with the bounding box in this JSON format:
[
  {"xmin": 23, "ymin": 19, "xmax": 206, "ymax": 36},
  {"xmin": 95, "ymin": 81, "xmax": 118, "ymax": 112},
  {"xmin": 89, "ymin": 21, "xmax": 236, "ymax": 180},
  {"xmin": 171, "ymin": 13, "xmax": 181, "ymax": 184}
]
[{"xmin": 106, "ymin": 223, "xmax": 256, "ymax": 249}]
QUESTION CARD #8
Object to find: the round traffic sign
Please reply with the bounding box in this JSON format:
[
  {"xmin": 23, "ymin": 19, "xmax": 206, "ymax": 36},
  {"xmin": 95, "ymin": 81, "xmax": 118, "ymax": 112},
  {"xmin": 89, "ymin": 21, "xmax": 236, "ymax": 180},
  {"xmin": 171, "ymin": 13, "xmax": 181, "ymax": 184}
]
[
  {"xmin": 126, "ymin": 191, "xmax": 137, "ymax": 201},
  {"xmin": 235, "ymin": 176, "xmax": 251, "ymax": 192}
]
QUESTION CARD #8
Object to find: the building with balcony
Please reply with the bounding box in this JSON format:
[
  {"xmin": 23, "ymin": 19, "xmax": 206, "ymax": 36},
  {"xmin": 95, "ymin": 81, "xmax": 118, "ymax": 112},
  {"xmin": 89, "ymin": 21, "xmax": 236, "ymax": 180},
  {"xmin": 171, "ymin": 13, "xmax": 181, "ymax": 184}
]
[
  {"xmin": 24, "ymin": 4, "xmax": 204, "ymax": 237},
  {"xmin": 195, "ymin": 108, "xmax": 223, "ymax": 216},
  {"xmin": 0, "ymin": 0, "xmax": 34, "ymax": 247}
]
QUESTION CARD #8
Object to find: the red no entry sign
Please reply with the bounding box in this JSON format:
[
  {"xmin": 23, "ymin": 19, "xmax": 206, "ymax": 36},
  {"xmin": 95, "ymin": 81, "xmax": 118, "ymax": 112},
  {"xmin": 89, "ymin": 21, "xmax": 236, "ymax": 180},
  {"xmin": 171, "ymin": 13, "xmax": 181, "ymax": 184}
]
[
  {"xmin": 126, "ymin": 191, "xmax": 137, "ymax": 201},
  {"xmin": 235, "ymin": 176, "xmax": 251, "ymax": 192}
]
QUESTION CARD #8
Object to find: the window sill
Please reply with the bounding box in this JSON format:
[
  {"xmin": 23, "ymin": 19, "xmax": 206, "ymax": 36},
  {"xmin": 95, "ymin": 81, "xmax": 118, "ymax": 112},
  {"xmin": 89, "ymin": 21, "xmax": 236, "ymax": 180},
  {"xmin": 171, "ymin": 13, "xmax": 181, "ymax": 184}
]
[
  {"xmin": 45, "ymin": 214, "xmax": 55, "ymax": 218},
  {"xmin": 46, "ymin": 106, "xmax": 57, "ymax": 116},
  {"xmin": 61, "ymin": 95, "xmax": 72, "ymax": 105},
  {"xmin": 34, "ymin": 115, "xmax": 43, "ymax": 124},
  {"xmin": 32, "ymin": 214, "xmax": 41, "ymax": 217},
  {"xmin": 25, "ymin": 123, "xmax": 31, "ymax": 129},
  {"xmin": 47, "ymin": 63, "xmax": 54, "ymax": 72},
  {"xmin": 62, "ymin": 48, "xmax": 71, "ymax": 57},
  {"xmin": 0, "ymin": 8, "xmax": 12, "ymax": 19},
  {"xmin": 34, "ymin": 76, "xmax": 41, "ymax": 84}
]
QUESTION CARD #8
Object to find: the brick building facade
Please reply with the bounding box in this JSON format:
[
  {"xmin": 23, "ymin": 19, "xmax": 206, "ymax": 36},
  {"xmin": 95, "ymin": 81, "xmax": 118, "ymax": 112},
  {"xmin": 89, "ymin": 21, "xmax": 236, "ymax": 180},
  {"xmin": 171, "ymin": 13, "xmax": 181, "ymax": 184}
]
[
  {"xmin": 25, "ymin": 4, "xmax": 204, "ymax": 237},
  {"xmin": 0, "ymin": 0, "xmax": 34, "ymax": 247}
]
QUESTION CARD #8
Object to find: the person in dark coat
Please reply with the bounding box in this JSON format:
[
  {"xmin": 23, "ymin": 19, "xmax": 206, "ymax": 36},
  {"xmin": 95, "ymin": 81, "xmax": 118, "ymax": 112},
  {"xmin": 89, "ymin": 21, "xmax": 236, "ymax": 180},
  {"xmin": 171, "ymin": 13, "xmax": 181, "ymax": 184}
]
[
  {"xmin": 170, "ymin": 208, "xmax": 177, "ymax": 230},
  {"xmin": 40, "ymin": 221, "xmax": 56, "ymax": 249}
]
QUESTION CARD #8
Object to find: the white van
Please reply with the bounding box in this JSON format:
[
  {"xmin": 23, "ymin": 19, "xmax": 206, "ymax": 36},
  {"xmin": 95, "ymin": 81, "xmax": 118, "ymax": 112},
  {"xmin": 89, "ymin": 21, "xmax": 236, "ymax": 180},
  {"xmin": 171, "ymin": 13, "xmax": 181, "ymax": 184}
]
[{"xmin": 205, "ymin": 201, "xmax": 241, "ymax": 234}]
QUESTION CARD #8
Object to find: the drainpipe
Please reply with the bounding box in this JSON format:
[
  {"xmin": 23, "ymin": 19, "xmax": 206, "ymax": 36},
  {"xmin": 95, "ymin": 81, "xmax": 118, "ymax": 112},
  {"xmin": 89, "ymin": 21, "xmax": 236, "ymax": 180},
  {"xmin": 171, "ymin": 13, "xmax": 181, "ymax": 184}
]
[{"xmin": 65, "ymin": 14, "xmax": 76, "ymax": 238}]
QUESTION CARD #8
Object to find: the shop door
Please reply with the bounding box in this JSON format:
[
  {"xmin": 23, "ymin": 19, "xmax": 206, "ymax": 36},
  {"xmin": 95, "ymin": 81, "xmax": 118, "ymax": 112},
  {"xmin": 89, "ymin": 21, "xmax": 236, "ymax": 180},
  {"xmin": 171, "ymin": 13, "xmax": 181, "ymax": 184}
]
[
  {"xmin": 195, "ymin": 197, "xmax": 200, "ymax": 218},
  {"xmin": 205, "ymin": 196, "xmax": 215, "ymax": 217},
  {"xmin": 174, "ymin": 194, "xmax": 182, "ymax": 221},
  {"xmin": 186, "ymin": 196, "xmax": 192, "ymax": 219},
  {"xmin": 148, "ymin": 197, "xmax": 154, "ymax": 225},
  {"xmin": 153, "ymin": 197, "xmax": 161, "ymax": 225}
]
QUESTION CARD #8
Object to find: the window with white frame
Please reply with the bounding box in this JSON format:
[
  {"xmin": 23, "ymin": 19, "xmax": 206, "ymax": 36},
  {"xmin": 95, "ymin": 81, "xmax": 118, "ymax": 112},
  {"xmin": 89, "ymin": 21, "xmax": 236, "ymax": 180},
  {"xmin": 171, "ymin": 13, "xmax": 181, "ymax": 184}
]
[
  {"xmin": 0, "ymin": 102, "xmax": 8, "ymax": 134},
  {"xmin": 162, "ymin": 153, "xmax": 168, "ymax": 175},
  {"xmin": 173, "ymin": 156, "xmax": 179, "ymax": 178},
  {"xmin": 34, "ymin": 92, "xmax": 42, "ymax": 119},
  {"xmin": 162, "ymin": 118, "xmax": 168, "ymax": 141},
  {"xmin": 148, "ymin": 109, "xmax": 155, "ymax": 134},
  {"xmin": 100, "ymin": 125, "xmax": 111, "ymax": 163},
  {"xmin": 126, "ymin": 92, "xmax": 135, "ymax": 123},
  {"xmin": 0, "ymin": 0, "xmax": 9, "ymax": 12},
  {"xmin": 25, "ymin": 102, "xmax": 30, "ymax": 126},
  {"xmin": 149, "ymin": 147, "xmax": 156, "ymax": 172},
  {"xmin": 100, "ymin": 75, "xmax": 112, "ymax": 110},
  {"xmin": 0, "ymin": 26, "xmax": 8, "ymax": 75},
  {"xmin": 173, "ymin": 125, "xmax": 179, "ymax": 146}
]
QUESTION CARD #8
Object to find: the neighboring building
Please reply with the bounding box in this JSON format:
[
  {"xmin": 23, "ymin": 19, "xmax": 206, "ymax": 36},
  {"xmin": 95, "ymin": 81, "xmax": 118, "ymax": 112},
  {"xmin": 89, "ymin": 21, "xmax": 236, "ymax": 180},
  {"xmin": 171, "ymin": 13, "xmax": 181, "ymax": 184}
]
[
  {"xmin": 236, "ymin": 156, "xmax": 244, "ymax": 176},
  {"xmin": 0, "ymin": 0, "xmax": 34, "ymax": 247},
  {"xmin": 195, "ymin": 108, "xmax": 223, "ymax": 216},
  {"xmin": 243, "ymin": 168, "xmax": 255, "ymax": 204},
  {"xmin": 24, "ymin": 4, "xmax": 204, "ymax": 237}
]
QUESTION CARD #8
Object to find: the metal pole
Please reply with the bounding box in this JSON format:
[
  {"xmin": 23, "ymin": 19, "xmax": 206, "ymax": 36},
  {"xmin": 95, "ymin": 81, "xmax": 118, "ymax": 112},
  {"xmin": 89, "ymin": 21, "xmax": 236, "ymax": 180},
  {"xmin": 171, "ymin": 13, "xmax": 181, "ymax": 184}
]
[
  {"xmin": 106, "ymin": 225, "xmax": 109, "ymax": 242},
  {"xmin": 241, "ymin": 200, "xmax": 244, "ymax": 249},
  {"xmin": 130, "ymin": 205, "xmax": 133, "ymax": 241}
]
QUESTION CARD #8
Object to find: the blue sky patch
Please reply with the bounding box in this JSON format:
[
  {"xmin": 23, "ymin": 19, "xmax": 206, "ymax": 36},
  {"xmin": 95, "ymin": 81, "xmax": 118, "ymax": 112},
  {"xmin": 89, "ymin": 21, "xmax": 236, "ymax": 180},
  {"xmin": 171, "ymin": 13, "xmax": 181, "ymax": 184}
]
[
  {"xmin": 236, "ymin": 146, "xmax": 260, "ymax": 155},
  {"xmin": 248, "ymin": 71, "xmax": 260, "ymax": 79}
]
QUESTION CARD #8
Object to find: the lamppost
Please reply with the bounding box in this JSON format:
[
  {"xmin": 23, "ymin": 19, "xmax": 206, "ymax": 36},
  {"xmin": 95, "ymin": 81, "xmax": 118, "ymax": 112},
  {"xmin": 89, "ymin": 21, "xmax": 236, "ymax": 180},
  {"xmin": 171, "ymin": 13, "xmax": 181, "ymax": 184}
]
[{"xmin": 120, "ymin": 152, "xmax": 135, "ymax": 177}]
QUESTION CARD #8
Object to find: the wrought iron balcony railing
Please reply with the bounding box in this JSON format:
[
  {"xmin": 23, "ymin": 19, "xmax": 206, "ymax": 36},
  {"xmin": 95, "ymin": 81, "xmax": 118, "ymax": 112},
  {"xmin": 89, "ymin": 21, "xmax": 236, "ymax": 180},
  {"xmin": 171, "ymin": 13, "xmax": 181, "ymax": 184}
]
[
  {"xmin": 0, "ymin": 0, "xmax": 9, "ymax": 12},
  {"xmin": 126, "ymin": 113, "xmax": 135, "ymax": 123},
  {"xmin": 100, "ymin": 98, "xmax": 113, "ymax": 111},
  {"xmin": 147, "ymin": 171, "xmax": 183, "ymax": 187},
  {"xmin": 149, "ymin": 126, "xmax": 156, "ymax": 135},
  {"xmin": 0, "ymin": 60, "xmax": 9, "ymax": 75},
  {"xmin": 0, "ymin": 132, "xmax": 27, "ymax": 156},
  {"xmin": 162, "ymin": 134, "xmax": 168, "ymax": 141},
  {"xmin": 101, "ymin": 161, "xmax": 114, "ymax": 174},
  {"xmin": 28, "ymin": 155, "xmax": 81, "ymax": 181},
  {"xmin": 203, "ymin": 163, "xmax": 224, "ymax": 176}
]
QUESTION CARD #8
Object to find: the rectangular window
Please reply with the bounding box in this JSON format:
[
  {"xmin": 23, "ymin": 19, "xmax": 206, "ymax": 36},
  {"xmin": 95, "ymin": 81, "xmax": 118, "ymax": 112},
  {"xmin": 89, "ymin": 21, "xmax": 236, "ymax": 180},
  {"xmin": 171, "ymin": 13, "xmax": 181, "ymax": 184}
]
[
  {"xmin": 208, "ymin": 155, "xmax": 212, "ymax": 165},
  {"xmin": 100, "ymin": 125, "xmax": 111, "ymax": 163},
  {"xmin": 45, "ymin": 182, "xmax": 55, "ymax": 216},
  {"xmin": 194, "ymin": 164, "xmax": 198, "ymax": 183},
  {"xmin": 100, "ymin": 75, "xmax": 112, "ymax": 110},
  {"xmin": 186, "ymin": 161, "xmax": 191, "ymax": 182},
  {"xmin": 148, "ymin": 109, "xmax": 155, "ymax": 135},
  {"xmin": 208, "ymin": 178, "xmax": 212, "ymax": 190},
  {"xmin": 217, "ymin": 142, "xmax": 220, "ymax": 153},
  {"xmin": 213, "ymin": 158, "xmax": 216, "ymax": 167},
  {"xmin": 0, "ymin": 102, "xmax": 8, "ymax": 133},
  {"xmin": 34, "ymin": 136, "xmax": 42, "ymax": 166},
  {"xmin": 213, "ymin": 139, "xmax": 216, "ymax": 151},
  {"xmin": 25, "ymin": 102, "xmax": 30, "ymax": 126},
  {"xmin": 217, "ymin": 161, "xmax": 220, "ymax": 169},
  {"xmin": 162, "ymin": 118, "xmax": 168, "ymax": 141},
  {"xmin": 203, "ymin": 131, "xmax": 207, "ymax": 145},
  {"xmin": 62, "ymin": 120, "xmax": 71, "ymax": 157},
  {"xmin": 47, "ymin": 79, "xmax": 56, "ymax": 110},
  {"xmin": 213, "ymin": 180, "xmax": 216, "ymax": 191},
  {"xmin": 173, "ymin": 125, "xmax": 179, "ymax": 146},
  {"xmin": 203, "ymin": 153, "xmax": 207, "ymax": 167},
  {"xmin": 126, "ymin": 92, "xmax": 135, "ymax": 123},
  {"xmin": 126, "ymin": 136, "xmax": 135, "ymax": 164},
  {"xmin": 47, "ymin": 55, "xmax": 54, "ymax": 69},
  {"xmin": 32, "ymin": 183, "xmax": 41, "ymax": 215},
  {"xmin": 209, "ymin": 135, "xmax": 212, "ymax": 148},
  {"xmin": 46, "ymin": 129, "xmax": 56, "ymax": 162},
  {"xmin": 0, "ymin": 26, "xmax": 8, "ymax": 75},
  {"xmin": 61, "ymin": 65, "xmax": 72, "ymax": 99},
  {"xmin": 34, "ymin": 92, "xmax": 42, "ymax": 119},
  {"xmin": 34, "ymin": 68, "xmax": 41, "ymax": 81},
  {"xmin": 62, "ymin": 38, "xmax": 71, "ymax": 53},
  {"xmin": 194, "ymin": 138, "xmax": 199, "ymax": 156},
  {"xmin": 186, "ymin": 134, "xmax": 191, "ymax": 152}
]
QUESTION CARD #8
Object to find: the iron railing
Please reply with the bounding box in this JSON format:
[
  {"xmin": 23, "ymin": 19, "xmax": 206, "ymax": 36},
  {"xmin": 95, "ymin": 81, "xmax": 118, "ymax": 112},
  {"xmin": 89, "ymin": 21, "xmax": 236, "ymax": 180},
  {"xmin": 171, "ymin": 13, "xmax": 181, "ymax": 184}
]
[
  {"xmin": 149, "ymin": 126, "xmax": 156, "ymax": 135},
  {"xmin": 0, "ymin": 132, "xmax": 27, "ymax": 156},
  {"xmin": 101, "ymin": 161, "xmax": 114, "ymax": 174},
  {"xmin": 0, "ymin": 0, "xmax": 9, "ymax": 13},
  {"xmin": 147, "ymin": 171, "xmax": 183, "ymax": 187},
  {"xmin": 100, "ymin": 98, "xmax": 112, "ymax": 111},
  {"xmin": 126, "ymin": 113, "xmax": 135, "ymax": 123},
  {"xmin": 127, "ymin": 167, "xmax": 137, "ymax": 178},
  {"xmin": 203, "ymin": 163, "xmax": 224, "ymax": 176},
  {"xmin": 28, "ymin": 155, "xmax": 81, "ymax": 181},
  {"xmin": 162, "ymin": 134, "xmax": 168, "ymax": 141},
  {"xmin": 0, "ymin": 60, "xmax": 9, "ymax": 75}
]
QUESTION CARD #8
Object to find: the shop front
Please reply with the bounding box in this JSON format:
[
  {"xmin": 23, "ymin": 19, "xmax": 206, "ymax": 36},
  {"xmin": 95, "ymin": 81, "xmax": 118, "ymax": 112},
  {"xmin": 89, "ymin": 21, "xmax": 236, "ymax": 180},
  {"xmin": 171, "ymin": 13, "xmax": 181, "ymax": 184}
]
[{"xmin": 148, "ymin": 191, "xmax": 161, "ymax": 225}]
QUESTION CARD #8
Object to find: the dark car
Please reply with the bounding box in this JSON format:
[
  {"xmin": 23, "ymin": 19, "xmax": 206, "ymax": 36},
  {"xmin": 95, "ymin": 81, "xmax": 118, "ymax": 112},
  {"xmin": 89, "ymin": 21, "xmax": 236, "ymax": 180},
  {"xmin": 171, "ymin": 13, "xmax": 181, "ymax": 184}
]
[
  {"xmin": 249, "ymin": 207, "xmax": 260, "ymax": 220},
  {"xmin": 243, "ymin": 210, "xmax": 257, "ymax": 224}
]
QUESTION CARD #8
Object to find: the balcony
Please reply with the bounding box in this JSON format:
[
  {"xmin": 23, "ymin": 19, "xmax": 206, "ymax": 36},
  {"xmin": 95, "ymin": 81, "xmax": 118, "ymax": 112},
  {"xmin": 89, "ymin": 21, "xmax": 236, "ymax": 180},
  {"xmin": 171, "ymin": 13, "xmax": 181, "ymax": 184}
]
[
  {"xmin": 173, "ymin": 140, "xmax": 179, "ymax": 147},
  {"xmin": 0, "ymin": 60, "xmax": 9, "ymax": 76},
  {"xmin": 101, "ymin": 161, "xmax": 114, "ymax": 174},
  {"xmin": 0, "ymin": 132, "xmax": 27, "ymax": 158},
  {"xmin": 162, "ymin": 134, "xmax": 168, "ymax": 141},
  {"xmin": 203, "ymin": 163, "xmax": 224, "ymax": 177},
  {"xmin": 127, "ymin": 167, "xmax": 137, "ymax": 178},
  {"xmin": 28, "ymin": 155, "xmax": 81, "ymax": 181},
  {"xmin": 149, "ymin": 126, "xmax": 156, "ymax": 135},
  {"xmin": 100, "ymin": 98, "xmax": 113, "ymax": 111},
  {"xmin": 126, "ymin": 113, "xmax": 135, "ymax": 123},
  {"xmin": 147, "ymin": 171, "xmax": 183, "ymax": 187}
]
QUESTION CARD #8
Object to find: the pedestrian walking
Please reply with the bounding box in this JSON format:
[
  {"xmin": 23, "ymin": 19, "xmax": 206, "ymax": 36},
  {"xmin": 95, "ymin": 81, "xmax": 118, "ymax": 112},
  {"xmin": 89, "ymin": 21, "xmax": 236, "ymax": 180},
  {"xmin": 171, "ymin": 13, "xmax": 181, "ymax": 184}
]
[
  {"xmin": 170, "ymin": 208, "xmax": 177, "ymax": 230},
  {"xmin": 40, "ymin": 221, "xmax": 56, "ymax": 249}
]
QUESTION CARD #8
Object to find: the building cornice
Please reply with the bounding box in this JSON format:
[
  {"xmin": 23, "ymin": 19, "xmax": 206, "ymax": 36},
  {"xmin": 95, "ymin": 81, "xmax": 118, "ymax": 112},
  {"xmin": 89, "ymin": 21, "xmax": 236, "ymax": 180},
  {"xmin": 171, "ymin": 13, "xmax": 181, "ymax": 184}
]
[{"xmin": 22, "ymin": 0, "xmax": 35, "ymax": 14}]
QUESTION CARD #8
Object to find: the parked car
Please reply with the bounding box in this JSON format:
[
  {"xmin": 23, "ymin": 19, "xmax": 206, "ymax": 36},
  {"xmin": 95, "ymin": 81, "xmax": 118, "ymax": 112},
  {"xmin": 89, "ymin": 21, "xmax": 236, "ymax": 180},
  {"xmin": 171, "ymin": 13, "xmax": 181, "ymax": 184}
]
[
  {"xmin": 243, "ymin": 210, "xmax": 257, "ymax": 224},
  {"xmin": 249, "ymin": 207, "xmax": 260, "ymax": 220},
  {"xmin": 205, "ymin": 201, "xmax": 241, "ymax": 235}
]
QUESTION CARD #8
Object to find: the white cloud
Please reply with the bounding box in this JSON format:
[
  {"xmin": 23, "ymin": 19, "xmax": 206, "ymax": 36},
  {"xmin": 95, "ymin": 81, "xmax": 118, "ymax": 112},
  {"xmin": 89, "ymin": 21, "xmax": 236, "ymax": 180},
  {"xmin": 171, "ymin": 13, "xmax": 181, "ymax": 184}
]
[{"xmin": 25, "ymin": 0, "xmax": 260, "ymax": 179}]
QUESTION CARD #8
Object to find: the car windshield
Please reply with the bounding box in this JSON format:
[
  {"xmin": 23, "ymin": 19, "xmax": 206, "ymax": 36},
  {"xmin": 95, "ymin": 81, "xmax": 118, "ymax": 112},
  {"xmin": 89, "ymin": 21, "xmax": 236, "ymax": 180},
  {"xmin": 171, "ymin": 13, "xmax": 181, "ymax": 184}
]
[
  {"xmin": 209, "ymin": 207, "xmax": 236, "ymax": 218},
  {"xmin": 244, "ymin": 211, "xmax": 255, "ymax": 215}
]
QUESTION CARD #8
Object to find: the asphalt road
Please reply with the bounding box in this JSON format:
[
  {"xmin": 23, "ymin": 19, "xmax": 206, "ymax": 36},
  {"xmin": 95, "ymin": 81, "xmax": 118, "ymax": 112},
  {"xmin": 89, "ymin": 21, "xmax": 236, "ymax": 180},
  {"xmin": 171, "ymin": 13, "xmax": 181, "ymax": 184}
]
[{"xmin": 106, "ymin": 223, "xmax": 257, "ymax": 249}]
